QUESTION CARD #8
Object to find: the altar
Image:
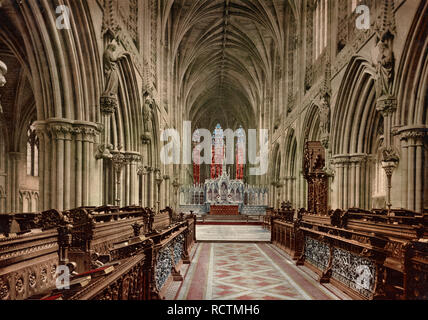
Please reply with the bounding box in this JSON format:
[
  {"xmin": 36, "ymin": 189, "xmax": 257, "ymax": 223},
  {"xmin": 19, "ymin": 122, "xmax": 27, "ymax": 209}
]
[
  {"xmin": 209, "ymin": 205, "xmax": 239, "ymax": 215},
  {"xmin": 179, "ymin": 171, "xmax": 268, "ymax": 215}
]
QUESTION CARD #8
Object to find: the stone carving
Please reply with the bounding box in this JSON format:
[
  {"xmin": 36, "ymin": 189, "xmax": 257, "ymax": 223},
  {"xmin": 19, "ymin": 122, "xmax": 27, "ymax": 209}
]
[
  {"xmin": 102, "ymin": 41, "xmax": 126, "ymax": 102},
  {"xmin": 374, "ymin": 41, "xmax": 394, "ymax": 100},
  {"xmin": 318, "ymin": 60, "xmax": 331, "ymax": 149},
  {"xmin": 381, "ymin": 146, "xmax": 399, "ymax": 163},
  {"xmin": 111, "ymin": 150, "xmax": 128, "ymax": 206},
  {"xmin": 0, "ymin": 60, "xmax": 7, "ymax": 114},
  {"xmin": 373, "ymin": 0, "xmax": 396, "ymax": 101},
  {"xmin": 142, "ymin": 96, "xmax": 154, "ymax": 143}
]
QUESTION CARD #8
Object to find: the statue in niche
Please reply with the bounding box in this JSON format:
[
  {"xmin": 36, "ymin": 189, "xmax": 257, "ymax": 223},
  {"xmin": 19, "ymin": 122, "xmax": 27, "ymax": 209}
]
[
  {"xmin": 0, "ymin": 60, "xmax": 7, "ymax": 114},
  {"xmin": 102, "ymin": 41, "xmax": 126, "ymax": 99},
  {"xmin": 374, "ymin": 40, "xmax": 394, "ymax": 99},
  {"xmin": 142, "ymin": 96, "xmax": 154, "ymax": 143},
  {"xmin": 319, "ymin": 98, "xmax": 330, "ymax": 137}
]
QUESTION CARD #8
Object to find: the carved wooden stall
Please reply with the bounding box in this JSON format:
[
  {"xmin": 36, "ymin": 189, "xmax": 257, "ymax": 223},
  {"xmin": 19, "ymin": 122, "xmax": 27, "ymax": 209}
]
[
  {"xmin": 0, "ymin": 210, "xmax": 71, "ymax": 300},
  {"xmin": 61, "ymin": 207, "xmax": 196, "ymax": 300},
  {"xmin": 65, "ymin": 206, "xmax": 146, "ymax": 273},
  {"xmin": 271, "ymin": 207, "xmax": 304, "ymax": 260},
  {"xmin": 69, "ymin": 211, "xmax": 196, "ymax": 300},
  {"xmin": 271, "ymin": 207, "xmax": 428, "ymax": 300},
  {"xmin": 0, "ymin": 206, "xmax": 196, "ymax": 300},
  {"xmin": 263, "ymin": 207, "xmax": 276, "ymax": 230}
]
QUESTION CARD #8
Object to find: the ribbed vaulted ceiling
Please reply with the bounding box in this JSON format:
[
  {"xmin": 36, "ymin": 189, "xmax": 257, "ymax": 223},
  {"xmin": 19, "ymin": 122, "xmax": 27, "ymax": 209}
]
[{"xmin": 168, "ymin": 0, "xmax": 296, "ymax": 131}]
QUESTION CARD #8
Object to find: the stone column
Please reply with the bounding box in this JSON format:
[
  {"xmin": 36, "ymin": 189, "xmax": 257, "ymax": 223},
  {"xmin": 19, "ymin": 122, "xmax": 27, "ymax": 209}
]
[
  {"xmin": 63, "ymin": 127, "xmax": 72, "ymax": 210},
  {"xmin": 163, "ymin": 175, "xmax": 170, "ymax": 207},
  {"xmin": 400, "ymin": 135, "xmax": 408, "ymax": 209},
  {"xmin": 349, "ymin": 159, "xmax": 356, "ymax": 208},
  {"xmin": 282, "ymin": 177, "xmax": 287, "ymax": 203},
  {"xmin": 415, "ymin": 136, "xmax": 424, "ymax": 213},
  {"xmin": 172, "ymin": 178, "xmax": 181, "ymax": 212},
  {"xmin": 377, "ymin": 97, "xmax": 399, "ymax": 213},
  {"xmin": 285, "ymin": 177, "xmax": 290, "ymax": 202},
  {"xmin": 366, "ymin": 156, "xmax": 372, "ymax": 210},
  {"xmin": 34, "ymin": 123, "xmax": 49, "ymax": 211},
  {"xmin": 332, "ymin": 156, "xmax": 350, "ymax": 210},
  {"xmin": 354, "ymin": 157, "xmax": 362, "ymax": 209},
  {"xmin": 343, "ymin": 160, "xmax": 349, "ymax": 210},
  {"xmin": 347, "ymin": 155, "xmax": 366, "ymax": 209},
  {"xmin": 74, "ymin": 127, "xmax": 83, "ymax": 208},
  {"xmin": 49, "ymin": 122, "xmax": 73, "ymax": 211},
  {"xmin": 96, "ymin": 98, "xmax": 116, "ymax": 160},
  {"xmin": 7, "ymin": 152, "xmax": 24, "ymax": 212},
  {"xmin": 338, "ymin": 160, "xmax": 344, "ymax": 209},
  {"xmin": 146, "ymin": 166, "xmax": 154, "ymax": 208},
  {"xmin": 137, "ymin": 165, "xmax": 145, "ymax": 207},
  {"xmin": 154, "ymin": 169, "xmax": 162, "ymax": 212},
  {"xmin": 80, "ymin": 124, "xmax": 99, "ymax": 206},
  {"xmin": 399, "ymin": 128, "xmax": 427, "ymax": 213},
  {"xmin": 125, "ymin": 152, "xmax": 141, "ymax": 206},
  {"xmin": 111, "ymin": 150, "xmax": 127, "ymax": 207},
  {"xmin": 124, "ymin": 160, "xmax": 131, "ymax": 205}
]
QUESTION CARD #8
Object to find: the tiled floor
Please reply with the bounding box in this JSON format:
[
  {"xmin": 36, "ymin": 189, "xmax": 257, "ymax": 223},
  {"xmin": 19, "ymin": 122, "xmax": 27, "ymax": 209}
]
[
  {"xmin": 173, "ymin": 242, "xmax": 342, "ymax": 300},
  {"xmin": 196, "ymin": 225, "xmax": 271, "ymax": 242}
]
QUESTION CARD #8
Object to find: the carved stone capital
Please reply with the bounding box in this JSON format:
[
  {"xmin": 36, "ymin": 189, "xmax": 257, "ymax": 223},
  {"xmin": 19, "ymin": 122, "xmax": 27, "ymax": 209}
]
[
  {"xmin": 145, "ymin": 166, "xmax": 153, "ymax": 173},
  {"xmin": 68, "ymin": 121, "xmax": 100, "ymax": 143},
  {"xmin": 95, "ymin": 144, "xmax": 113, "ymax": 160},
  {"xmin": 100, "ymin": 96, "xmax": 118, "ymax": 114},
  {"xmin": 348, "ymin": 154, "xmax": 368, "ymax": 164},
  {"xmin": 376, "ymin": 95, "xmax": 397, "ymax": 115},
  {"xmin": 331, "ymin": 155, "xmax": 350, "ymax": 165},
  {"xmin": 137, "ymin": 166, "xmax": 145, "ymax": 176},
  {"xmin": 49, "ymin": 124, "xmax": 73, "ymax": 141},
  {"xmin": 124, "ymin": 152, "xmax": 142, "ymax": 163},
  {"xmin": 382, "ymin": 161, "xmax": 397, "ymax": 177},
  {"xmin": 111, "ymin": 152, "xmax": 127, "ymax": 172},
  {"xmin": 172, "ymin": 178, "xmax": 181, "ymax": 188},
  {"xmin": 399, "ymin": 127, "xmax": 427, "ymax": 143},
  {"xmin": 381, "ymin": 146, "xmax": 399, "ymax": 163},
  {"xmin": 141, "ymin": 133, "xmax": 152, "ymax": 145}
]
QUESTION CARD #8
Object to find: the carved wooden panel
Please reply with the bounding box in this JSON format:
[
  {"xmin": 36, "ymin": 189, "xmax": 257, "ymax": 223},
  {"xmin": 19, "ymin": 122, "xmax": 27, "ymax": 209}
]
[{"xmin": 304, "ymin": 141, "xmax": 328, "ymax": 215}]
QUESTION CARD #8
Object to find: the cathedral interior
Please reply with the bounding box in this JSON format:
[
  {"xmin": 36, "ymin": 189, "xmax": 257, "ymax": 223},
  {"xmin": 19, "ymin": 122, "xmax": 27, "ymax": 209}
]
[{"xmin": 0, "ymin": 0, "xmax": 427, "ymax": 302}]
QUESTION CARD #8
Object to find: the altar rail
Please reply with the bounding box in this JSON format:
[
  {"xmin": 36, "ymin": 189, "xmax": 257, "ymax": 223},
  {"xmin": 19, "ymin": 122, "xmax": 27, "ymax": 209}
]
[
  {"xmin": 271, "ymin": 208, "xmax": 428, "ymax": 300},
  {"xmin": 0, "ymin": 206, "xmax": 196, "ymax": 300}
]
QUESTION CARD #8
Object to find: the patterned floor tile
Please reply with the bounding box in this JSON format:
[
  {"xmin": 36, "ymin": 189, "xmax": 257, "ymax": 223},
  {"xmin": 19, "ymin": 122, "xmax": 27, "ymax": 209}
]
[{"xmin": 175, "ymin": 242, "xmax": 341, "ymax": 300}]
